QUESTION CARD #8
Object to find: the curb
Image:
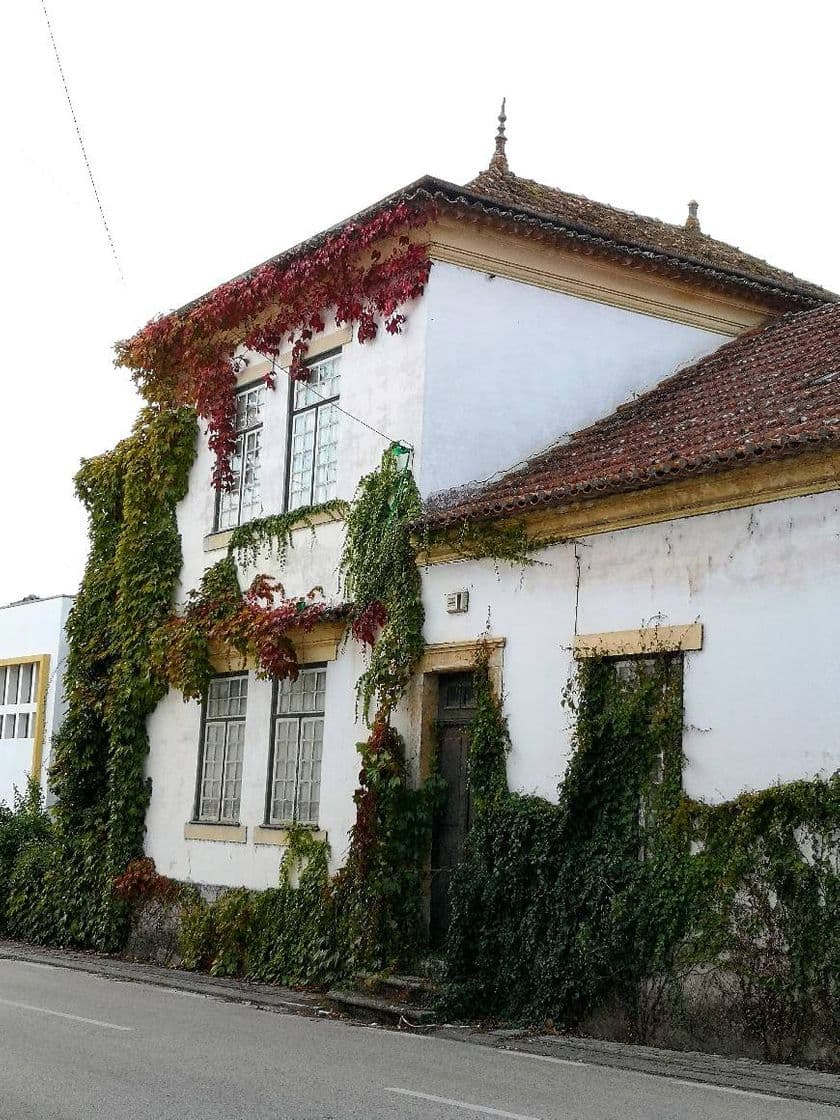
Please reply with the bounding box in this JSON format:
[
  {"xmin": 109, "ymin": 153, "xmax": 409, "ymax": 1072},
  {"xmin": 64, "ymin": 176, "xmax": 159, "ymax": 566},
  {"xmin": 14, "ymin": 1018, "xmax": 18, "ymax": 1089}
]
[{"xmin": 2, "ymin": 940, "xmax": 838, "ymax": 1108}]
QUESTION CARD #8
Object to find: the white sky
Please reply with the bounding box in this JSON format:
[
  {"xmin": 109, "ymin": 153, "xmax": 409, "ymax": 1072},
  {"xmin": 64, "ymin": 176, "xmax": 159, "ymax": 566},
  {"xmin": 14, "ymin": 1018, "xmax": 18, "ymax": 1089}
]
[{"xmin": 1, "ymin": 0, "xmax": 838, "ymax": 603}]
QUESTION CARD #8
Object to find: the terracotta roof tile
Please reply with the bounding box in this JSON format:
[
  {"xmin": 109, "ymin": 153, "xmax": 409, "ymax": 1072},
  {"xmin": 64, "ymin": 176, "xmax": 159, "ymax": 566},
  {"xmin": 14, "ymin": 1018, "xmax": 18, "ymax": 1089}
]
[
  {"xmin": 420, "ymin": 301, "xmax": 840, "ymax": 528},
  {"xmin": 466, "ymin": 167, "xmax": 835, "ymax": 305}
]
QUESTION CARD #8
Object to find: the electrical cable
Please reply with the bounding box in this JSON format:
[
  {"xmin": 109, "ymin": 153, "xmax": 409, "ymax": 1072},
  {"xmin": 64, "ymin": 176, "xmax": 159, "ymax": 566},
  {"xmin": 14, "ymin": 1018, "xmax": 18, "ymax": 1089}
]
[
  {"xmin": 270, "ymin": 359, "xmax": 413, "ymax": 454},
  {"xmin": 39, "ymin": 0, "xmax": 125, "ymax": 282}
]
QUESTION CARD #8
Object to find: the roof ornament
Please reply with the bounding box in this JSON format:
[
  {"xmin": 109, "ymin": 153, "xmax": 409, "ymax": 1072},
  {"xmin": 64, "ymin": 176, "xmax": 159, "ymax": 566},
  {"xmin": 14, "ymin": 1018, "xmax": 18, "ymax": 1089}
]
[
  {"xmin": 489, "ymin": 97, "xmax": 509, "ymax": 175},
  {"xmin": 685, "ymin": 199, "xmax": 701, "ymax": 233}
]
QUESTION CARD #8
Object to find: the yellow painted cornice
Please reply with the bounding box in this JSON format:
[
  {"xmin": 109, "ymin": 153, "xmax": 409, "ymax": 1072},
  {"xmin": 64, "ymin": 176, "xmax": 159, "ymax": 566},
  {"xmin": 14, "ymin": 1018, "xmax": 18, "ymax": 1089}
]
[
  {"xmin": 207, "ymin": 619, "xmax": 348, "ymax": 673},
  {"xmin": 575, "ymin": 623, "xmax": 703, "ymax": 658},
  {"xmin": 425, "ymin": 214, "xmax": 771, "ymax": 336},
  {"xmin": 420, "ymin": 449, "xmax": 840, "ymax": 565}
]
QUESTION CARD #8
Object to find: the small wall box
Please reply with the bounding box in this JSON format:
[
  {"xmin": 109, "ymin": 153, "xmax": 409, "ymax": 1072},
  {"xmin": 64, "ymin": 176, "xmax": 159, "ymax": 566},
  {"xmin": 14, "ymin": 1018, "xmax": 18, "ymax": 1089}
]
[{"xmin": 446, "ymin": 590, "xmax": 470, "ymax": 614}]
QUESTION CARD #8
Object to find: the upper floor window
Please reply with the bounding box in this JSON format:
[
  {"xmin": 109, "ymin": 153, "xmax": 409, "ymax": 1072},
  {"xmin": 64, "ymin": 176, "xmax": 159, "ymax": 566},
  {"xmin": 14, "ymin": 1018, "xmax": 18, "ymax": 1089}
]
[
  {"xmin": 287, "ymin": 355, "xmax": 341, "ymax": 511},
  {"xmin": 267, "ymin": 667, "xmax": 326, "ymax": 826},
  {"xmin": 0, "ymin": 661, "xmax": 39, "ymax": 740},
  {"xmin": 196, "ymin": 674, "xmax": 248, "ymax": 823},
  {"xmin": 216, "ymin": 384, "xmax": 264, "ymax": 531}
]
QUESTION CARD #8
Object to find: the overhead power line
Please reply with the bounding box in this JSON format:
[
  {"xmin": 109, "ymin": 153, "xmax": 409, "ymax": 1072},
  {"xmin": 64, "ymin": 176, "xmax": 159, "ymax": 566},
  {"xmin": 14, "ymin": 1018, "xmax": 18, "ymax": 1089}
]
[{"xmin": 39, "ymin": 0, "xmax": 125, "ymax": 282}]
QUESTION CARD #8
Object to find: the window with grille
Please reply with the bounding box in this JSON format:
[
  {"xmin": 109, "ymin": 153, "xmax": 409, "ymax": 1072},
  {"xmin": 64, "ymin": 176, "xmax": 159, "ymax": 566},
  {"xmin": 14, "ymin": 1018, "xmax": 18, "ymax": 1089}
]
[
  {"xmin": 268, "ymin": 667, "xmax": 326, "ymax": 826},
  {"xmin": 215, "ymin": 383, "xmax": 264, "ymax": 531},
  {"xmin": 0, "ymin": 661, "xmax": 39, "ymax": 740},
  {"xmin": 196, "ymin": 675, "xmax": 248, "ymax": 823},
  {"xmin": 287, "ymin": 354, "xmax": 341, "ymax": 511}
]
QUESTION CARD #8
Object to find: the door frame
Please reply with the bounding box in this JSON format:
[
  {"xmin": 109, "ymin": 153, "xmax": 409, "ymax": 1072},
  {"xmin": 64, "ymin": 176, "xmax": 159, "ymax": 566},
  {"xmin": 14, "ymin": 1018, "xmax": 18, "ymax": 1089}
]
[{"xmin": 408, "ymin": 638, "xmax": 505, "ymax": 934}]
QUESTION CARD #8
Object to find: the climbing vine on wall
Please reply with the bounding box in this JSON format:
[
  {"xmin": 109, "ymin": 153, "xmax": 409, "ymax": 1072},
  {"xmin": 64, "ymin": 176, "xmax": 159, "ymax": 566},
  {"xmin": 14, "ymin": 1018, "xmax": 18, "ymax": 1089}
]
[
  {"xmin": 115, "ymin": 203, "xmax": 433, "ymax": 489},
  {"xmin": 226, "ymin": 499, "xmax": 349, "ymax": 568},
  {"xmin": 153, "ymin": 555, "xmax": 348, "ymax": 701},
  {"xmin": 444, "ymin": 652, "xmax": 839, "ymax": 1062},
  {"xmin": 171, "ymin": 449, "xmax": 443, "ymax": 980},
  {"xmin": 0, "ymin": 406, "xmax": 197, "ymax": 950},
  {"xmin": 341, "ymin": 447, "xmax": 425, "ymax": 718}
]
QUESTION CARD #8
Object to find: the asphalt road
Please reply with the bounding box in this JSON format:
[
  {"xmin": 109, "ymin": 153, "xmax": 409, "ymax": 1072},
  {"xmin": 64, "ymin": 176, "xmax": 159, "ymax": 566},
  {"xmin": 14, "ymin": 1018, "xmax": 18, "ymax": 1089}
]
[{"xmin": 0, "ymin": 958, "xmax": 833, "ymax": 1120}]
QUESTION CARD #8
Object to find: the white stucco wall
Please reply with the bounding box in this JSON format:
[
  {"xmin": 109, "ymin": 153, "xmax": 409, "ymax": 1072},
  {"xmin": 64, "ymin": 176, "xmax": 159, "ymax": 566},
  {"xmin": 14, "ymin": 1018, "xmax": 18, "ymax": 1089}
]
[
  {"xmin": 421, "ymin": 490, "xmax": 840, "ymax": 804},
  {"xmin": 418, "ymin": 262, "xmax": 731, "ymax": 497},
  {"xmin": 0, "ymin": 595, "xmax": 73, "ymax": 805}
]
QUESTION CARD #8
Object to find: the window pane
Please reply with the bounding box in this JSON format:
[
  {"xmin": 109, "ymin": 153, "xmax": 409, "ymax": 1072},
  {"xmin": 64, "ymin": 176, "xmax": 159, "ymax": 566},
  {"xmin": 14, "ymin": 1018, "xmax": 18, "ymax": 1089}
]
[
  {"xmin": 310, "ymin": 355, "xmax": 341, "ymax": 400},
  {"xmin": 277, "ymin": 669, "xmax": 325, "ymax": 716},
  {"xmin": 313, "ymin": 402, "xmax": 340, "ymax": 505},
  {"xmin": 240, "ymin": 429, "xmax": 262, "ymax": 523},
  {"xmin": 199, "ymin": 722, "xmax": 226, "ymax": 821},
  {"xmin": 296, "ymin": 718, "xmax": 323, "ymax": 826},
  {"xmin": 19, "ymin": 663, "xmax": 34, "ymax": 705},
  {"xmin": 16, "ymin": 713, "xmax": 30, "ymax": 739},
  {"xmin": 289, "ymin": 411, "xmax": 316, "ymax": 510},
  {"xmin": 5, "ymin": 665, "xmax": 19, "ymax": 707},
  {"xmin": 198, "ymin": 676, "xmax": 248, "ymax": 822},
  {"xmin": 220, "ymin": 721, "xmax": 245, "ymax": 823},
  {"xmin": 235, "ymin": 385, "xmax": 264, "ymax": 431},
  {"xmin": 270, "ymin": 718, "xmax": 299, "ymax": 824},
  {"xmin": 0, "ymin": 667, "xmax": 6, "ymax": 706},
  {"xmin": 217, "ymin": 435, "xmax": 244, "ymax": 530}
]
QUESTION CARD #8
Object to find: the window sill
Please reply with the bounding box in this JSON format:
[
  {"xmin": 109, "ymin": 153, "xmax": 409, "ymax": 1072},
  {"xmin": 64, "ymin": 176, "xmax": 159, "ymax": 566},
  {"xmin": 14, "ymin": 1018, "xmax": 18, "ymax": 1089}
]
[
  {"xmin": 203, "ymin": 529, "xmax": 234, "ymax": 553},
  {"xmin": 184, "ymin": 821, "xmax": 247, "ymax": 843},
  {"xmin": 253, "ymin": 825, "xmax": 326, "ymax": 847}
]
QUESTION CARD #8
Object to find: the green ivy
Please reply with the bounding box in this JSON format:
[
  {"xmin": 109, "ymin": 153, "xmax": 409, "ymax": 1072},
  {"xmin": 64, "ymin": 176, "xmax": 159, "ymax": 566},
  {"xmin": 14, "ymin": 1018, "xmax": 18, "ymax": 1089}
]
[
  {"xmin": 1, "ymin": 406, "xmax": 197, "ymax": 949},
  {"xmin": 227, "ymin": 500, "xmax": 349, "ymax": 568},
  {"xmin": 418, "ymin": 517, "xmax": 537, "ymax": 569},
  {"xmin": 166, "ymin": 449, "xmax": 442, "ymax": 984},
  {"xmin": 342, "ymin": 448, "xmax": 424, "ymax": 719},
  {"xmin": 443, "ymin": 653, "xmax": 839, "ymax": 1062}
]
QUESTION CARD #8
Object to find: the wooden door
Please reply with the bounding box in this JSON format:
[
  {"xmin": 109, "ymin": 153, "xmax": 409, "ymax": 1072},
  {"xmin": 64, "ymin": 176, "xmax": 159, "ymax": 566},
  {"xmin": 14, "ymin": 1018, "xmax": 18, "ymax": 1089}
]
[{"xmin": 429, "ymin": 672, "xmax": 476, "ymax": 947}]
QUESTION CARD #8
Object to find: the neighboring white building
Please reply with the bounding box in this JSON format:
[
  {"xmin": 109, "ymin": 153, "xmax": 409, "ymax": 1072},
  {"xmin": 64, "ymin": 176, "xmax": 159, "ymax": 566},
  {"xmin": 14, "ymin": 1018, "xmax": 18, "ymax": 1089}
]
[
  {"xmin": 139, "ymin": 121, "xmax": 840, "ymax": 924},
  {"xmin": 0, "ymin": 594, "xmax": 74, "ymax": 806}
]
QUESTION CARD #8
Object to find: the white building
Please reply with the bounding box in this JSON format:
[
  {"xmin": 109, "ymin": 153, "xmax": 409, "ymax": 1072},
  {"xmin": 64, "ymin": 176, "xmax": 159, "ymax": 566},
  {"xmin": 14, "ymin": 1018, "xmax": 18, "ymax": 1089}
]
[
  {"xmin": 139, "ymin": 119, "xmax": 840, "ymax": 930},
  {"xmin": 0, "ymin": 594, "xmax": 74, "ymax": 806}
]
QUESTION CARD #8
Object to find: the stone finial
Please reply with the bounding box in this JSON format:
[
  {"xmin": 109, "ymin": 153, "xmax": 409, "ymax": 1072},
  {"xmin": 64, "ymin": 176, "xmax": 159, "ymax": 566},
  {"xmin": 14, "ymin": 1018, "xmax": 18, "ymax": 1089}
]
[
  {"xmin": 685, "ymin": 199, "xmax": 701, "ymax": 233},
  {"xmin": 489, "ymin": 98, "xmax": 509, "ymax": 174}
]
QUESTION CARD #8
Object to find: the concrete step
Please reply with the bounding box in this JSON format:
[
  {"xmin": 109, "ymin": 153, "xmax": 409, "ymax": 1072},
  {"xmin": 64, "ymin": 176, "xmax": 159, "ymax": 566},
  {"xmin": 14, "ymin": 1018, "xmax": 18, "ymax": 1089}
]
[
  {"xmin": 354, "ymin": 972, "xmax": 439, "ymax": 1008},
  {"xmin": 326, "ymin": 987, "xmax": 437, "ymax": 1025}
]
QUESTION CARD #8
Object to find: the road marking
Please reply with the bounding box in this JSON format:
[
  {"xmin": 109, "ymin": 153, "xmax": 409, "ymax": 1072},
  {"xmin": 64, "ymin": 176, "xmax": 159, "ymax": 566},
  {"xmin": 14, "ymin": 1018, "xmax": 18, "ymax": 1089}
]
[
  {"xmin": 495, "ymin": 1049, "xmax": 795, "ymax": 1104},
  {"xmin": 384, "ymin": 1088, "xmax": 543, "ymax": 1119},
  {"xmin": 0, "ymin": 997, "xmax": 133, "ymax": 1031}
]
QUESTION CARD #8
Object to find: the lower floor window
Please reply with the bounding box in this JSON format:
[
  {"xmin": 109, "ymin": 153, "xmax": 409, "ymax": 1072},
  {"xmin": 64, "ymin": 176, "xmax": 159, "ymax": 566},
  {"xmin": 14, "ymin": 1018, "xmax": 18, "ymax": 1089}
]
[
  {"xmin": 268, "ymin": 667, "xmax": 326, "ymax": 826},
  {"xmin": 197, "ymin": 675, "xmax": 248, "ymax": 823}
]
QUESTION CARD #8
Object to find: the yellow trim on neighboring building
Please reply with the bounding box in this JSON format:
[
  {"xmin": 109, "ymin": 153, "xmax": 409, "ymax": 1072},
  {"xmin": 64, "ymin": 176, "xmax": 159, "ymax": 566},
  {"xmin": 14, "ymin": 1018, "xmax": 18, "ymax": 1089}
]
[
  {"xmin": 0, "ymin": 653, "xmax": 51, "ymax": 787},
  {"xmin": 421, "ymin": 449, "xmax": 840, "ymax": 565},
  {"xmin": 574, "ymin": 623, "xmax": 703, "ymax": 658},
  {"xmin": 426, "ymin": 215, "xmax": 771, "ymax": 336}
]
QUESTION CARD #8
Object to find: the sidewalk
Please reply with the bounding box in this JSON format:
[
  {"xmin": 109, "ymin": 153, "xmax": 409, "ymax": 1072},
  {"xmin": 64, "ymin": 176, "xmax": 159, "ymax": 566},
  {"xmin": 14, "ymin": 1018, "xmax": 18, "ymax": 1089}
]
[{"xmin": 2, "ymin": 939, "xmax": 838, "ymax": 1109}]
